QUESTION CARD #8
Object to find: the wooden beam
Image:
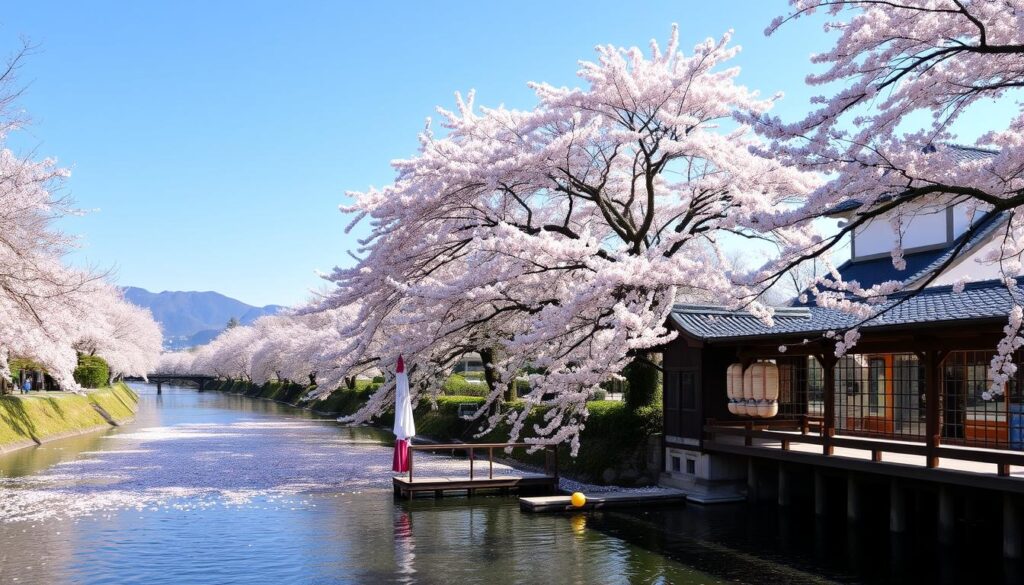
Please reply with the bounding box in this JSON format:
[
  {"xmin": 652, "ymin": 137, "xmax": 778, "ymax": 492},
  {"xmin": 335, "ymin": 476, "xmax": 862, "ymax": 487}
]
[{"xmin": 703, "ymin": 441, "xmax": 1024, "ymax": 495}]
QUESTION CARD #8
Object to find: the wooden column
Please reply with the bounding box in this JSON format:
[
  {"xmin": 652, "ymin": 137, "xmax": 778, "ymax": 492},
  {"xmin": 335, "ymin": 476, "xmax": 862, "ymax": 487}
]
[
  {"xmin": 821, "ymin": 354, "xmax": 837, "ymax": 456},
  {"xmin": 814, "ymin": 469, "xmax": 826, "ymax": 516},
  {"xmin": 778, "ymin": 464, "xmax": 791, "ymax": 507},
  {"xmin": 890, "ymin": 480, "xmax": 907, "ymax": 533},
  {"xmin": 846, "ymin": 475, "xmax": 861, "ymax": 522},
  {"xmin": 747, "ymin": 458, "xmax": 759, "ymax": 503},
  {"xmin": 1006, "ymin": 494, "xmax": 1022, "ymax": 559},
  {"xmin": 923, "ymin": 350, "xmax": 943, "ymax": 469},
  {"xmin": 938, "ymin": 486, "xmax": 955, "ymax": 545}
]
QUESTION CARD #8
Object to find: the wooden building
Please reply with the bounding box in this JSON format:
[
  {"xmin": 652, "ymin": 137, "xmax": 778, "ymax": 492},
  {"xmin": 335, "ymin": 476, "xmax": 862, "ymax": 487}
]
[{"xmin": 657, "ymin": 145, "xmax": 1024, "ymax": 555}]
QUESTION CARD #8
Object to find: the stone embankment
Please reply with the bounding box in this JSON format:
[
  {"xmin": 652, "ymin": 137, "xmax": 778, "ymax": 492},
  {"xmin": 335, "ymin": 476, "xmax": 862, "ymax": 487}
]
[{"xmin": 0, "ymin": 383, "xmax": 139, "ymax": 454}]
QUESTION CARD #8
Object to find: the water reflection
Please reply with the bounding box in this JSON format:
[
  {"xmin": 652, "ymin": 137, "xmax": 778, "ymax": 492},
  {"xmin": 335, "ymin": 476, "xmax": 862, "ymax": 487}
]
[{"xmin": 9, "ymin": 384, "xmax": 1000, "ymax": 584}]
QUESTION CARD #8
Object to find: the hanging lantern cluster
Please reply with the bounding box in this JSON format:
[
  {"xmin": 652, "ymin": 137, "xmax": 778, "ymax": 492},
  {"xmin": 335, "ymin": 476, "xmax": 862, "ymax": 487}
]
[{"xmin": 726, "ymin": 362, "xmax": 779, "ymax": 418}]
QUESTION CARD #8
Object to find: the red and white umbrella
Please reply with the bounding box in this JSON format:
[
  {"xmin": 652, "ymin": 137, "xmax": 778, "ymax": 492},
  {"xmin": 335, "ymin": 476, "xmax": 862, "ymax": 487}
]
[{"xmin": 392, "ymin": 355, "xmax": 416, "ymax": 472}]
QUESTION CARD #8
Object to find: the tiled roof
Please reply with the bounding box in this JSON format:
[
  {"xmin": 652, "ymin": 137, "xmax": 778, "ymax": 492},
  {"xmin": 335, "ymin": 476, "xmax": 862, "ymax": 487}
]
[{"xmin": 672, "ymin": 280, "xmax": 1022, "ymax": 342}]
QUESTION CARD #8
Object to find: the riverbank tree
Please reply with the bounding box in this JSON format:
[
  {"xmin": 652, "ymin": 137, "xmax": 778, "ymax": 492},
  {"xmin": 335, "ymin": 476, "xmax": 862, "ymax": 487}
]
[
  {"xmin": 0, "ymin": 47, "xmax": 163, "ymax": 389},
  {"xmin": 174, "ymin": 1, "xmax": 1024, "ymax": 447},
  {"xmin": 298, "ymin": 27, "xmax": 816, "ymax": 453},
  {"xmin": 751, "ymin": 0, "xmax": 1024, "ymax": 385}
]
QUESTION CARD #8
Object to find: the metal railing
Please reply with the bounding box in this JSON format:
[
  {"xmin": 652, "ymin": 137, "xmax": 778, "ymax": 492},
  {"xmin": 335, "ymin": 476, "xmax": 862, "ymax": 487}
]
[{"xmin": 406, "ymin": 442, "xmax": 559, "ymax": 483}]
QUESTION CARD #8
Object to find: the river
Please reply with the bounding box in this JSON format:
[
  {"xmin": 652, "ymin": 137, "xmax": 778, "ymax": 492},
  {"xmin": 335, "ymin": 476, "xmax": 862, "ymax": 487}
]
[{"xmin": 0, "ymin": 384, "xmax": 1016, "ymax": 584}]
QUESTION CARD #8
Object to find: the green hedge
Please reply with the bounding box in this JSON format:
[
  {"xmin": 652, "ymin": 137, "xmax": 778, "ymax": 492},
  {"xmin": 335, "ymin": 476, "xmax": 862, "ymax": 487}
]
[
  {"xmin": 442, "ymin": 374, "xmax": 488, "ymax": 397},
  {"xmin": 309, "ymin": 384, "xmax": 378, "ymax": 416},
  {"xmin": 74, "ymin": 355, "xmax": 110, "ymax": 389}
]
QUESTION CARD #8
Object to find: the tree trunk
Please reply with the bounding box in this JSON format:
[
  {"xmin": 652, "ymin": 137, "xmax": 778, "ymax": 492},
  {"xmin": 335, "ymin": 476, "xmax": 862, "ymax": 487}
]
[{"xmin": 479, "ymin": 347, "xmax": 514, "ymax": 402}]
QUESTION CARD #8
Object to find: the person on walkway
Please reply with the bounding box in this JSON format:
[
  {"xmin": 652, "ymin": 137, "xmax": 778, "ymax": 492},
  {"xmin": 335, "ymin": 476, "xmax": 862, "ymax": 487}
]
[{"xmin": 22, "ymin": 378, "xmax": 31, "ymax": 394}]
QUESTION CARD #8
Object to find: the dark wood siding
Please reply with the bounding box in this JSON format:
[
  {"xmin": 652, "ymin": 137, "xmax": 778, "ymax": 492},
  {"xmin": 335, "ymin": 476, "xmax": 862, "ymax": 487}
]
[
  {"xmin": 701, "ymin": 347, "xmax": 735, "ymax": 423},
  {"xmin": 662, "ymin": 335, "xmax": 704, "ymax": 441}
]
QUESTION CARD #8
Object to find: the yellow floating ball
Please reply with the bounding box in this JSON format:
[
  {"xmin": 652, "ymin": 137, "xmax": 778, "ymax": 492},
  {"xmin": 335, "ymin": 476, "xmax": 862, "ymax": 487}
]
[{"xmin": 570, "ymin": 492, "xmax": 587, "ymax": 508}]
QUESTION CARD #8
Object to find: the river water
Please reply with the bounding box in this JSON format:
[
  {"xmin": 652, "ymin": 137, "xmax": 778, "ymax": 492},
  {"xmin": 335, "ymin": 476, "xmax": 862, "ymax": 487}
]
[{"xmin": 0, "ymin": 385, "xmax": 1016, "ymax": 584}]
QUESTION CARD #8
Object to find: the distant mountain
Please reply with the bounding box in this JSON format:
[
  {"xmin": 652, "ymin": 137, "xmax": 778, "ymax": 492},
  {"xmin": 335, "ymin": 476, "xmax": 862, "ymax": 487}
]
[{"xmin": 123, "ymin": 286, "xmax": 283, "ymax": 349}]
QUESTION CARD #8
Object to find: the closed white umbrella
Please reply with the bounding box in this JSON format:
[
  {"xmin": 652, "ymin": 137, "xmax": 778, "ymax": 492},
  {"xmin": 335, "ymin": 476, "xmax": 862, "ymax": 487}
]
[{"xmin": 392, "ymin": 355, "xmax": 416, "ymax": 472}]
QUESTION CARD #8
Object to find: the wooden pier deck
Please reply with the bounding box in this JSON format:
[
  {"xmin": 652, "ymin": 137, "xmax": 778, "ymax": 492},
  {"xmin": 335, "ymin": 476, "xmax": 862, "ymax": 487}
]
[
  {"xmin": 393, "ymin": 474, "xmax": 558, "ymax": 498},
  {"xmin": 393, "ymin": 442, "xmax": 559, "ymax": 499},
  {"xmin": 520, "ymin": 490, "xmax": 688, "ymax": 513}
]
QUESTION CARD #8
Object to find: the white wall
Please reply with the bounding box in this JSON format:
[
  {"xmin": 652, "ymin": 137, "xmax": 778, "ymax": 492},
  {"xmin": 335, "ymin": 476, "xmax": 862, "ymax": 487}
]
[
  {"xmin": 931, "ymin": 235, "xmax": 1004, "ymax": 287},
  {"xmin": 951, "ymin": 201, "xmax": 991, "ymax": 239},
  {"xmin": 853, "ymin": 208, "xmax": 948, "ymax": 259}
]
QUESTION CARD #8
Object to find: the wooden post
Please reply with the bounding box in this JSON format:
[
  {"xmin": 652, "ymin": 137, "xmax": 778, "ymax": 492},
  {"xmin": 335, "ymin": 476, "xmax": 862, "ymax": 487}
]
[
  {"xmin": 778, "ymin": 464, "xmax": 791, "ymax": 507},
  {"xmin": 747, "ymin": 458, "xmax": 759, "ymax": 503},
  {"xmin": 488, "ymin": 447, "xmax": 494, "ymax": 479},
  {"xmin": 890, "ymin": 480, "xmax": 907, "ymax": 533},
  {"xmin": 923, "ymin": 350, "xmax": 942, "ymax": 468},
  {"xmin": 469, "ymin": 447, "xmax": 474, "ymax": 481},
  {"xmin": 408, "ymin": 448, "xmax": 414, "ymax": 482},
  {"xmin": 814, "ymin": 470, "xmax": 826, "ymax": 516},
  {"xmin": 938, "ymin": 486, "xmax": 955, "ymax": 545},
  {"xmin": 1006, "ymin": 494, "xmax": 1022, "ymax": 559},
  {"xmin": 847, "ymin": 475, "xmax": 860, "ymax": 522},
  {"xmin": 821, "ymin": 354, "xmax": 837, "ymax": 456}
]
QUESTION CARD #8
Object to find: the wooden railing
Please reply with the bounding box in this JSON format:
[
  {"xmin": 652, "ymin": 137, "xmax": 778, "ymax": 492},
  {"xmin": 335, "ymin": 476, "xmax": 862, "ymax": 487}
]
[
  {"xmin": 406, "ymin": 442, "xmax": 559, "ymax": 482},
  {"xmin": 704, "ymin": 421, "xmax": 1024, "ymax": 477}
]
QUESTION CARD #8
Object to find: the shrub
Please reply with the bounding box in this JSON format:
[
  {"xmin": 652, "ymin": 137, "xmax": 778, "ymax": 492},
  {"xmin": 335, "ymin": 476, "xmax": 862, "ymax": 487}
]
[
  {"xmin": 372, "ymin": 375, "xmax": 385, "ymax": 384},
  {"xmin": 590, "ymin": 389, "xmax": 607, "ymax": 401},
  {"xmin": 442, "ymin": 374, "xmax": 488, "ymax": 397},
  {"xmin": 624, "ymin": 355, "xmax": 661, "ymax": 411},
  {"xmin": 73, "ymin": 355, "xmax": 110, "ymax": 389}
]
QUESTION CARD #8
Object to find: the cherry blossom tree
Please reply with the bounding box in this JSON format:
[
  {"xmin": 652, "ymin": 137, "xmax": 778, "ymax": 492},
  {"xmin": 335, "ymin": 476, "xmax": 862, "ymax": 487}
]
[
  {"xmin": 309, "ymin": 27, "xmax": 815, "ymax": 452},
  {"xmin": 0, "ymin": 47, "xmax": 162, "ymax": 389},
  {"xmin": 753, "ymin": 0, "xmax": 1024, "ymax": 390},
  {"xmin": 75, "ymin": 285, "xmax": 163, "ymax": 380}
]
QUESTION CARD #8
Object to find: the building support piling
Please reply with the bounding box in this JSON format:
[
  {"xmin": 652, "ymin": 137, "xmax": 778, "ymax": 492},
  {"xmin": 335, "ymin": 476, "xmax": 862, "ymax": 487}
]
[
  {"xmin": 890, "ymin": 480, "xmax": 907, "ymax": 533},
  {"xmin": 1006, "ymin": 494, "xmax": 1021, "ymax": 559},
  {"xmin": 847, "ymin": 475, "xmax": 861, "ymax": 522},
  {"xmin": 778, "ymin": 464, "xmax": 791, "ymax": 507},
  {"xmin": 938, "ymin": 486, "xmax": 955, "ymax": 545},
  {"xmin": 814, "ymin": 470, "xmax": 826, "ymax": 517}
]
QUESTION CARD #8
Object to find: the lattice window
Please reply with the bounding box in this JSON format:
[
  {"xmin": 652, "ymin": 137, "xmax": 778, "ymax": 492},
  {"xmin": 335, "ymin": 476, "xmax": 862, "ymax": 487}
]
[
  {"xmin": 834, "ymin": 353, "xmax": 924, "ymax": 441},
  {"xmin": 940, "ymin": 350, "xmax": 1024, "ymax": 450}
]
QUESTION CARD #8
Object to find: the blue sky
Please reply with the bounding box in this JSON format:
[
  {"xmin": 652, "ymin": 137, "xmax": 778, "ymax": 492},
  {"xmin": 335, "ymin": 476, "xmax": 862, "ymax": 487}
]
[{"xmin": 0, "ymin": 2, "xmax": 1000, "ymax": 307}]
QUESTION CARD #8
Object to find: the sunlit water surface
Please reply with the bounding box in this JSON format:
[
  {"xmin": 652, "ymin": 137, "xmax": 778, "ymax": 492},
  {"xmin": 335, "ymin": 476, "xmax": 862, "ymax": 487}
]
[
  {"xmin": 0, "ymin": 385, "xmax": 714, "ymax": 584},
  {"xmin": 3, "ymin": 385, "xmax": 1016, "ymax": 584}
]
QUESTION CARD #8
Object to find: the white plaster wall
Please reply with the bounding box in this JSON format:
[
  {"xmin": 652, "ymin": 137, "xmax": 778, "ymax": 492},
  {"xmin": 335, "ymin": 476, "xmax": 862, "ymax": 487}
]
[
  {"xmin": 951, "ymin": 201, "xmax": 991, "ymax": 239},
  {"xmin": 853, "ymin": 209, "xmax": 948, "ymax": 258},
  {"xmin": 931, "ymin": 235, "xmax": 1004, "ymax": 287}
]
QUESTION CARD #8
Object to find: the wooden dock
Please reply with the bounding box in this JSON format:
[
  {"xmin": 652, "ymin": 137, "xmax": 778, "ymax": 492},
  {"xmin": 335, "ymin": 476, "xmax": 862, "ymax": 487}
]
[
  {"xmin": 519, "ymin": 490, "xmax": 688, "ymax": 513},
  {"xmin": 393, "ymin": 474, "xmax": 558, "ymax": 499},
  {"xmin": 393, "ymin": 442, "xmax": 559, "ymax": 499}
]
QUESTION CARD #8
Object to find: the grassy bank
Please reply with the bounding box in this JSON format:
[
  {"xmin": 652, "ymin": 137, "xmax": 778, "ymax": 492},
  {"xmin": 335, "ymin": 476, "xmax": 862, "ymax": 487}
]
[
  {"xmin": 209, "ymin": 380, "xmax": 660, "ymax": 485},
  {"xmin": 0, "ymin": 382, "xmax": 139, "ymax": 452}
]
